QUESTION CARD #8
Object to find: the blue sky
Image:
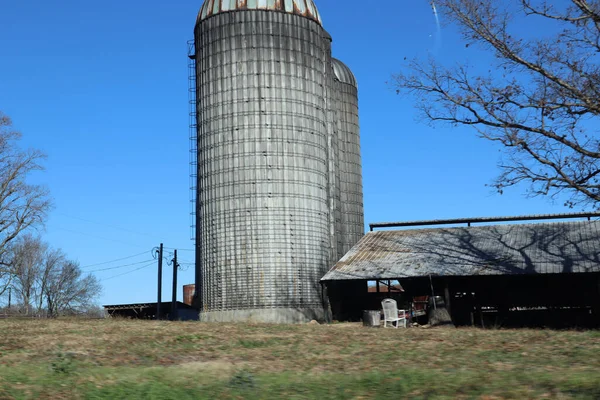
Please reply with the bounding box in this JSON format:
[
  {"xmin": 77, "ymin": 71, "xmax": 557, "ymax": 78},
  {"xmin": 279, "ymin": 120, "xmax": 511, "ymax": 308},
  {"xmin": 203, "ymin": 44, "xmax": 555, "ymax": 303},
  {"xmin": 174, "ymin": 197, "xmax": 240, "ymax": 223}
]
[{"xmin": 0, "ymin": 0, "xmax": 572, "ymax": 306}]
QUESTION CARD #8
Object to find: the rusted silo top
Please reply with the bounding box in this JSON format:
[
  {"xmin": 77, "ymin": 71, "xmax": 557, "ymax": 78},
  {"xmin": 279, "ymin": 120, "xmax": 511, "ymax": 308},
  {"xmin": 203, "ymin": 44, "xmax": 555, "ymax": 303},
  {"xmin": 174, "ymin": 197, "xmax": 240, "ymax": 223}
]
[{"xmin": 197, "ymin": 0, "xmax": 322, "ymax": 26}]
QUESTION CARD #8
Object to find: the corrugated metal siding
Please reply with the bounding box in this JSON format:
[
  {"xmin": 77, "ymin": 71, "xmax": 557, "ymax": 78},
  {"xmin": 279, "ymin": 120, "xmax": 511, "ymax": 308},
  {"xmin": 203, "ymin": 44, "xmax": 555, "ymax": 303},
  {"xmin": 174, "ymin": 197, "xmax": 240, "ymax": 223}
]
[
  {"xmin": 332, "ymin": 59, "xmax": 364, "ymax": 258},
  {"xmin": 194, "ymin": 11, "xmax": 331, "ymax": 312},
  {"xmin": 323, "ymin": 38, "xmax": 342, "ymax": 268},
  {"xmin": 322, "ymin": 220, "xmax": 600, "ymax": 281}
]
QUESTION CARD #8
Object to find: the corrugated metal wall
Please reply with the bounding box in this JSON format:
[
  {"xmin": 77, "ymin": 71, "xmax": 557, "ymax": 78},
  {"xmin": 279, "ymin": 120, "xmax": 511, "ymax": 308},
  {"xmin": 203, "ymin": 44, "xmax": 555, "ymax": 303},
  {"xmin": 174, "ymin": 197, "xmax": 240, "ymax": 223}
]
[
  {"xmin": 194, "ymin": 10, "xmax": 332, "ymax": 319},
  {"xmin": 322, "ymin": 33, "xmax": 342, "ymax": 267},
  {"xmin": 332, "ymin": 58, "xmax": 364, "ymax": 256}
]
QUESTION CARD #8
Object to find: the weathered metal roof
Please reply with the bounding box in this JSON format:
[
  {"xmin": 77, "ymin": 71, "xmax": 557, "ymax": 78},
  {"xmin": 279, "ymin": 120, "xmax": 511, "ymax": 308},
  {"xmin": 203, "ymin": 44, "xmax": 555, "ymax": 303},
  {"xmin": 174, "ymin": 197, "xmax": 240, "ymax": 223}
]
[
  {"xmin": 322, "ymin": 220, "xmax": 600, "ymax": 281},
  {"xmin": 332, "ymin": 58, "xmax": 357, "ymax": 87},
  {"xmin": 197, "ymin": 0, "xmax": 322, "ymax": 25}
]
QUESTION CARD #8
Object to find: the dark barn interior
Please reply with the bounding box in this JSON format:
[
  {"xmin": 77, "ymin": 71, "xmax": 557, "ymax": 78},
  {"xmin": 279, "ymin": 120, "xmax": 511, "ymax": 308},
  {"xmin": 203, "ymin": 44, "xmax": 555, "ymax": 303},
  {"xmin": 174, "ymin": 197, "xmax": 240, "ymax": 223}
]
[
  {"xmin": 322, "ymin": 214, "xmax": 600, "ymax": 328},
  {"xmin": 103, "ymin": 302, "xmax": 199, "ymax": 321}
]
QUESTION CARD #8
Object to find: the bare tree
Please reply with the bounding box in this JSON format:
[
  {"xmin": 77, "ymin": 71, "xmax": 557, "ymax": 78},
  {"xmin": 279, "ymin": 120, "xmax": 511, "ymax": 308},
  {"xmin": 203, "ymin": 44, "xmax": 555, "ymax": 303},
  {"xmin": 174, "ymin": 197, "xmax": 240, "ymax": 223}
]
[
  {"xmin": 0, "ymin": 113, "xmax": 98, "ymax": 315},
  {"xmin": 0, "ymin": 112, "xmax": 51, "ymax": 294},
  {"xmin": 9, "ymin": 234, "xmax": 47, "ymax": 314},
  {"xmin": 392, "ymin": 0, "xmax": 600, "ymax": 208},
  {"xmin": 2, "ymin": 238, "xmax": 102, "ymax": 317},
  {"xmin": 45, "ymin": 260, "xmax": 102, "ymax": 317},
  {"xmin": 37, "ymin": 248, "xmax": 65, "ymax": 313}
]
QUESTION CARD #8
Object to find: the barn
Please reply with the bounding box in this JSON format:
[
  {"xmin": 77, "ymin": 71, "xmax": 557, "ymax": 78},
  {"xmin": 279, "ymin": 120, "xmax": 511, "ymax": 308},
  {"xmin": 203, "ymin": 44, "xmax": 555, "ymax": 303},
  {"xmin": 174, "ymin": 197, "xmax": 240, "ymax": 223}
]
[
  {"xmin": 321, "ymin": 213, "xmax": 600, "ymax": 328},
  {"xmin": 103, "ymin": 302, "xmax": 198, "ymax": 321}
]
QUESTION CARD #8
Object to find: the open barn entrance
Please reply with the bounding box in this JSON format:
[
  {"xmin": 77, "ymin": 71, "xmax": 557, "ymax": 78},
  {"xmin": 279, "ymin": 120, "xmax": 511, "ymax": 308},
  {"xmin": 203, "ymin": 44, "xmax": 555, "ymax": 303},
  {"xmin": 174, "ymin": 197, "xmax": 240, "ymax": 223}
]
[{"xmin": 325, "ymin": 273, "xmax": 600, "ymax": 328}]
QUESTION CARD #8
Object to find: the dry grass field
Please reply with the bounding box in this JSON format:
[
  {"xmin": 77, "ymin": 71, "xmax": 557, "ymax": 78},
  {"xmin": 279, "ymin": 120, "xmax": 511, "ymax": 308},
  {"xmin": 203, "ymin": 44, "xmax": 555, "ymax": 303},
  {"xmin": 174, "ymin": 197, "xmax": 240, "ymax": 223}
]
[{"xmin": 0, "ymin": 318, "xmax": 599, "ymax": 399}]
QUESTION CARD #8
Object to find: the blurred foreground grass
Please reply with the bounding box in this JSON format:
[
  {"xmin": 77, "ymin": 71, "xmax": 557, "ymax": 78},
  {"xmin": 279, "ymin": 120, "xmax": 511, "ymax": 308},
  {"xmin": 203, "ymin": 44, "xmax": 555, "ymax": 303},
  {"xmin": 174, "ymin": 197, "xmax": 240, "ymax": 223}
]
[{"xmin": 0, "ymin": 319, "xmax": 599, "ymax": 399}]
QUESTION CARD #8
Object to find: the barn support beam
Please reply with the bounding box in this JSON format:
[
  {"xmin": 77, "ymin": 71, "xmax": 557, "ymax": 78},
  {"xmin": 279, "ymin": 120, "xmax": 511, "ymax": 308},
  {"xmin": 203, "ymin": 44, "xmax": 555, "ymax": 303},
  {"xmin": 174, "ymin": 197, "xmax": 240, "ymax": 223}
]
[
  {"xmin": 444, "ymin": 281, "xmax": 452, "ymax": 320},
  {"xmin": 321, "ymin": 282, "xmax": 333, "ymax": 323},
  {"xmin": 469, "ymin": 293, "xmax": 475, "ymax": 327},
  {"xmin": 474, "ymin": 292, "xmax": 484, "ymax": 328},
  {"xmin": 595, "ymin": 276, "xmax": 600, "ymax": 327}
]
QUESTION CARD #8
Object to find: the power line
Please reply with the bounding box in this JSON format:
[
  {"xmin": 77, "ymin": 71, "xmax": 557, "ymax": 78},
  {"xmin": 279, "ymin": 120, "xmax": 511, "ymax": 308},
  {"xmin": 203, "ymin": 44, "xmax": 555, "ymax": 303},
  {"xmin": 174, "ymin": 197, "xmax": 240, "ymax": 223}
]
[
  {"xmin": 54, "ymin": 227, "xmax": 149, "ymax": 249},
  {"xmin": 101, "ymin": 262, "xmax": 156, "ymax": 282},
  {"xmin": 86, "ymin": 259, "xmax": 155, "ymax": 273},
  {"xmin": 56, "ymin": 212, "xmax": 163, "ymax": 240},
  {"xmin": 163, "ymin": 247, "xmax": 194, "ymax": 252},
  {"xmin": 80, "ymin": 250, "xmax": 152, "ymax": 269}
]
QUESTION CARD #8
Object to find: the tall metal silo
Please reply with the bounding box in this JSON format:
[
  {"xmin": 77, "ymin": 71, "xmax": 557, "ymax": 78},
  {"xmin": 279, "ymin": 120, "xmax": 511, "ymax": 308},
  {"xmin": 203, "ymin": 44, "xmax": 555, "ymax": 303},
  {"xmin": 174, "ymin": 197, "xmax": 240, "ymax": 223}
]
[
  {"xmin": 193, "ymin": 0, "xmax": 333, "ymax": 323},
  {"xmin": 332, "ymin": 58, "xmax": 364, "ymax": 255}
]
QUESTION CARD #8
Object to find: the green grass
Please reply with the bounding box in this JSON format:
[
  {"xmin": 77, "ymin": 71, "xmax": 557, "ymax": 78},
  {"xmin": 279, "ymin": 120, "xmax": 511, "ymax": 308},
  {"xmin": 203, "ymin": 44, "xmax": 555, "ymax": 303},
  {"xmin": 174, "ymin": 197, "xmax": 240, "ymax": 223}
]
[{"xmin": 0, "ymin": 319, "xmax": 599, "ymax": 399}]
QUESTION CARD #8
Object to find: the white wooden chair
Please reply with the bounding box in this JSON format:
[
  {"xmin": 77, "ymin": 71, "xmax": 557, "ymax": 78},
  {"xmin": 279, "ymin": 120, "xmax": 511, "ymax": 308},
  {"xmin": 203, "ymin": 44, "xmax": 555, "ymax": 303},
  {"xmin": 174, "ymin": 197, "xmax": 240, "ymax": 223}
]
[{"xmin": 381, "ymin": 298, "xmax": 407, "ymax": 328}]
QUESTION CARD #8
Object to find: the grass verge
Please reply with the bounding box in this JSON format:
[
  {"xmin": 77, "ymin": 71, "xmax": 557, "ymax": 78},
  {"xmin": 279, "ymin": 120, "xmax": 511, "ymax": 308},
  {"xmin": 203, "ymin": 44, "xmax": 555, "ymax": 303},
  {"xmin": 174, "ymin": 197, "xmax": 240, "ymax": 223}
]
[{"xmin": 0, "ymin": 319, "xmax": 598, "ymax": 399}]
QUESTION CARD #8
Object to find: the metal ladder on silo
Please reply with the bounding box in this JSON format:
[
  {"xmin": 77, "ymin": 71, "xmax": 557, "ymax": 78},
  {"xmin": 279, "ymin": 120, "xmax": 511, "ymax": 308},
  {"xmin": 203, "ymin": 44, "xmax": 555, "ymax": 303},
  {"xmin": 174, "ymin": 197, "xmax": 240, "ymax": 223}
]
[{"xmin": 188, "ymin": 40, "xmax": 197, "ymax": 242}]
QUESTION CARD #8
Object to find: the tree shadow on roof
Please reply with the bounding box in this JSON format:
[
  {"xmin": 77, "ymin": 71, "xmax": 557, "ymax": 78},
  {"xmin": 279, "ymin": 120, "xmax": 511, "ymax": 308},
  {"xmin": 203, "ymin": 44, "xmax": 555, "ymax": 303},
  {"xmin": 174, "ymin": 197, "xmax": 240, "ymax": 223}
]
[{"xmin": 326, "ymin": 221, "xmax": 600, "ymax": 279}]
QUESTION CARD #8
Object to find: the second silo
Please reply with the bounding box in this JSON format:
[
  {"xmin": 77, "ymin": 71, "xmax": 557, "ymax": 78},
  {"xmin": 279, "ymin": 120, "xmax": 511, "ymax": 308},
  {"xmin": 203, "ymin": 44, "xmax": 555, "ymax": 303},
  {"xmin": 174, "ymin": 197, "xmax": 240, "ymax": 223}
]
[
  {"xmin": 332, "ymin": 59, "xmax": 364, "ymax": 256},
  {"xmin": 193, "ymin": 1, "xmax": 332, "ymax": 322}
]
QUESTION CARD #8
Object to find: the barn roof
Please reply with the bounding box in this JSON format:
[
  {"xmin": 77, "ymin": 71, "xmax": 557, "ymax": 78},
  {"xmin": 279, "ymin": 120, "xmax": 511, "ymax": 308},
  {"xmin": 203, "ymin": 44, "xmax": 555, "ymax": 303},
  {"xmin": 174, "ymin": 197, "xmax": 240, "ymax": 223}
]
[{"xmin": 321, "ymin": 220, "xmax": 600, "ymax": 281}]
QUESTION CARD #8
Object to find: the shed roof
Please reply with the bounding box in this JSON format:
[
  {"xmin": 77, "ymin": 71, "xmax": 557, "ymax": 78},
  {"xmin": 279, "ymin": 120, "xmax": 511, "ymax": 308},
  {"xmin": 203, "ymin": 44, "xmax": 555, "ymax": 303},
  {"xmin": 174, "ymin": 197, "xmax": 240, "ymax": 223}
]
[{"xmin": 321, "ymin": 220, "xmax": 600, "ymax": 281}]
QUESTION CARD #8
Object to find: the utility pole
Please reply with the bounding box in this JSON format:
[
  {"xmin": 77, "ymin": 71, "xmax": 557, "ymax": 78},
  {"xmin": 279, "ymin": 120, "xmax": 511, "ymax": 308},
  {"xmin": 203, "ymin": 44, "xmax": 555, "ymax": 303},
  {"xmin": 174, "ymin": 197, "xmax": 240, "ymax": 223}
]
[
  {"xmin": 171, "ymin": 249, "xmax": 178, "ymax": 321},
  {"xmin": 157, "ymin": 243, "xmax": 163, "ymax": 320}
]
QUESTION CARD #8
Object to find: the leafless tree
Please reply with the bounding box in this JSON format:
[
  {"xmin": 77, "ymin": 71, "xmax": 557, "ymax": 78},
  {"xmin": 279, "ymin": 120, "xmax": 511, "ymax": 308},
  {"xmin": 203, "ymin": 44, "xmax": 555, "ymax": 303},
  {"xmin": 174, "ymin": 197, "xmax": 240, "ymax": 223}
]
[
  {"xmin": 9, "ymin": 234, "xmax": 47, "ymax": 314},
  {"xmin": 2, "ymin": 238, "xmax": 102, "ymax": 316},
  {"xmin": 37, "ymin": 248, "xmax": 65, "ymax": 312},
  {"xmin": 0, "ymin": 112, "xmax": 51, "ymax": 294},
  {"xmin": 45, "ymin": 260, "xmax": 102, "ymax": 317},
  {"xmin": 392, "ymin": 0, "xmax": 600, "ymax": 208}
]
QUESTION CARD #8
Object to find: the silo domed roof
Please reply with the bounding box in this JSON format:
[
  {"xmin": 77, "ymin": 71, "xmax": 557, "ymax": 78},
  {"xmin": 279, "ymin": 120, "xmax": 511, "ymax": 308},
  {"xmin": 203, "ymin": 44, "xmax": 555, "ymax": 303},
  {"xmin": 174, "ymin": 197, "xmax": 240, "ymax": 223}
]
[
  {"xmin": 332, "ymin": 58, "xmax": 357, "ymax": 88},
  {"xmin": 197, "ymin": 0, "xmax": 322, "ymax": 25}
]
